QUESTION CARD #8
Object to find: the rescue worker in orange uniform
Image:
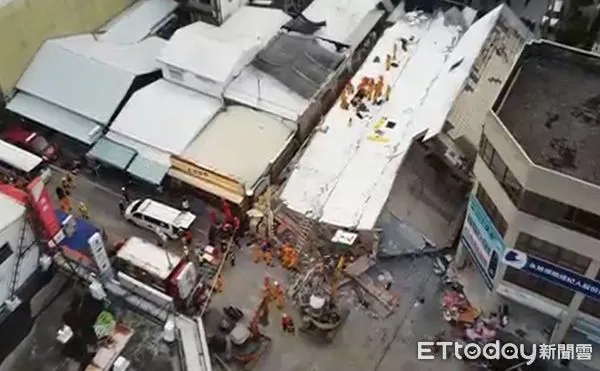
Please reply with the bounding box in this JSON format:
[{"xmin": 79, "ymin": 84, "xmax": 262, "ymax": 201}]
[
  {"xmin": 261, "ymin": 240, "xmax": 274, "ymax": 267},
  {"xmin": 60, "ymin": 196, "xmax": 72, "ymax": 213},
  {"xmin": 288, "ymin": 250, "xmax": 299, "ymax": 271},
  {"xmin": 340, "ymin": 90, "xmax": 349, "ymax": 110},
  {"xmin": 373, "ymin": 76, "xmax": 384, "ymax": 102},
  {"xmin": 271, "ymin": 281, "xmax": 284, "ymax": 310},
  {"xmin": 262, "ymin": 277, "xmax": 272, "ymax": 303},
  {"xmin": 281, "ymin": 313, "xmax": 295, "ymax": 334},
  {"xmin": 214, "ymin": 274, "xmax": 224, "ymax": 293},
  {"xmin": 385, "ymin": 84, "xmax": 392, "ymax": 101},
  {"xmin": 252, "ymin": 241, "xmax": 262, "ymax": 263}
]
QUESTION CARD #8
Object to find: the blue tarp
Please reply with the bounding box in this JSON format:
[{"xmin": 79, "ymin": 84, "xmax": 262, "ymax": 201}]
[{"xmin": 55, "ymin": 210, "xmax": 100, "ymax": 252}]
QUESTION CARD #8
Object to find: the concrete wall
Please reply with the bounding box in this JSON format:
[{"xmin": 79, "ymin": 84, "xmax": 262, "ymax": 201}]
[
  {"xmin": 0, "ymin": 0, "xmax": 133, "ymax": 96},
  {"xmin": 447, "ymin": 10, "xmax": 531, "ymax": 150},
  {"xmin": 480, "ymin": 111, "xmax": 600, "ymax": 262}
]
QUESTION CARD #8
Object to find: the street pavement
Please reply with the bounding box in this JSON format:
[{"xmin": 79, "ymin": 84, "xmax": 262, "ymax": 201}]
[
  {"xmin": 47, "ymin": 166, "xmax": 214, "ymax": 249},
  {"xmin": 43, "ymin": 167, "xmax": 470, "ymax": 371},
  {"xmin": 209, "ymin": 244, "xmax": 469, "ymax": 371}
]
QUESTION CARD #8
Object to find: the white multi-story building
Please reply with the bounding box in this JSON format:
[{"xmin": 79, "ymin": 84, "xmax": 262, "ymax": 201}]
[
  {"xmin": 455, "ymin": 40, "xmax": 600, "ymax": 367},
  {"xmin": 0, "ymin": 188, "xmax": 44, "ymax": 371}
]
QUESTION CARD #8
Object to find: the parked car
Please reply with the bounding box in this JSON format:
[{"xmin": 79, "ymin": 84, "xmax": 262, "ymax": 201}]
[
  {"xmin": 542, "ymin": 0, "xmax": 564, "ymax": 29},
  {"xmin": 124, "ymin": 199, "xmax": 197, "ymax": 239},
  {"xmin": 1, "ymin": 127, "xmax": 58, "ymax": 162}
]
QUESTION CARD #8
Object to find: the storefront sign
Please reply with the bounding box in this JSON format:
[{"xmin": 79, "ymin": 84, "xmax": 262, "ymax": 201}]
[
  {"xmin": 26, "ymin": 177, "xmax": 60, "ymax": 242},
  {"xmin": 88, "ymin": 232, "xmax": 113, "ymax": 281},
  {"xmin": 458, "ymin": 194, "xmax": 505, "ymax": 288},
  {"xmin": 170, "ymin": 156, "xmax": 245, "ymax": 196},
  {"xmin": 503, "ymin": 249, "xmax": 600, "ymax": 301}
]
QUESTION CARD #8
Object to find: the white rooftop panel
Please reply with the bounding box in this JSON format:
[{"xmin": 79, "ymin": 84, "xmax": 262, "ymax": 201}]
[
  {"xmin": 159, "ymin": 6, "xmax": 290, "ymax": 86},
  {"xmin": 302, "ymin": 0, "xmax": 381, "ymax": 46},
  {"xmin": 109, "ymin": 80, "xmax": 222, "ymax": 155},
  {"xmin": 16, "ymin": 35, "xmax": 164, "ymax": 124},
  {"xmin": 423, "ymin": 5, "xmax": 503, "ymax": 140},
  {"xmin": 99, "ymin": 0, "xmax": 178, "ymax": 44},
  {"xmin": 56, "ymin": 34, "xmax": 166, "ymax": 74},
  {"xmin": 183, "ymin": 106, "xmax": 295, "ymax": 187},
  {"xmin": 280, "ymin": 11, "xmax": 467, "ymax": 230},
  {"xmin": 224, "ymin": 65, "xmax": 309, "ymax": 122},
  {"xmin": 17, "ymin": 41, "xmax": 133, "ymax": 124},
  {"xmin": 0, "ymin": 139, "xmax": 42, "ymax": 173},
  {"xmin": 117, "ymin": 237, "xmax": 181, "ymax": 280}
]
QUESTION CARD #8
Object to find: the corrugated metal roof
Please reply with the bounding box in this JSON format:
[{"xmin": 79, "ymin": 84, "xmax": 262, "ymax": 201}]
[
  {"xmin": 105, "ymin": 131, "xmax": 171, "ymax": 166},
  {"xmin": 127, "ymin": 155, "xmax": 169, "ymax": 185},
  {"xmin": 117, "ymin": 237, "xmax": 181, "ymax": 280},
  {"xmin": 6, "ymin": 92, "xmax": 103, "ymax": 145},
  {"xmin": 0, "ymin": 139, "xmax": 42, "ymax": 172},
  {"xmin": 224, "ymin": 65, "xmax": 309, "ymax": 122},
  {"xmin": 16, "ymin": 35, "xmax": 164, "ymax": 124},
  {"xmin": 182, "ymin": 105, "xmax": 294, "ymax": 187},
  {"xmin": 99, "ymin": 0, "xmax": 178, "ymax": 44},
  {"xmin": 159, "ymin": 6, "xmax": 290, "ymax": 86},
  {"xmin": 109, "ymin": 79, "xmax": 222, "ymax": 155},
  {"xmin": 253, "ymin": 33, "xmax": 344, "ymax": 99},
  {"xmin": 56, "ymin": 35, "xmax": 165, "ymax": 74},
  {"xmin": 301, "ymin": 0, "xmax": 382, "ymax": 46},
  {"xmin": 280, "ymin": 11, "xmax": 466, "ymax": 230},
  {"xmin": 87, "ymin": 137, "xmax": 137, "ymax": 170}
]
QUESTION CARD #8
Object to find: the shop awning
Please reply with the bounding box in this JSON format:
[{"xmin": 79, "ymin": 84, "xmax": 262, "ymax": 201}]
[
  {"xmin": 168, "ymin": 168, "xmax": 244, "ymax": 205},
  {"xmin": 127, "ymin": 155, "xmax": 169, "ymax": 185},
  {"xmin": 7, "ymin": 92, "xmax": 103, "ymax": 145},
  {"xmin": 87, "ymin": 138, "xmax": 137, "ymax": 170}
]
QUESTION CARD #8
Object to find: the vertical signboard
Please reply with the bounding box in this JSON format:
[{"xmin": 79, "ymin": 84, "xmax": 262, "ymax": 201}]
[
  {"xmin": 88, "ymin": 232, "xmax": 114, "ymax": 281},
  {"xmin": 458, "ymin": 194, "xmax": 506, "ymax": 288},
  {"xmin": 26, "ymin": 177, "xmax": 61, "ymax": 243}
]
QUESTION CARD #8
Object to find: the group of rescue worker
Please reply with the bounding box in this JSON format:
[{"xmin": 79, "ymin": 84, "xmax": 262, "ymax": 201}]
[
  {"xmin": 55, "ymin": 171, "xmax": 89, "ymax": 219},
  {"xmin": 252, "ymin": 239, "xmax": 299, "ymax": 270},
  {"xmin": 260, "ymin": 276, "xmax": 295, "ymax": 334}
]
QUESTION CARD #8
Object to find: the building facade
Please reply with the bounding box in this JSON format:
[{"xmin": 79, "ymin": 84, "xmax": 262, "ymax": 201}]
[
  {"xmin": 0, "ymin": 0, "xmax": 131, "ymax": 96},
  {"xmin": 455, "ymin": 40, "xmax": 600, "ymax": 361}
]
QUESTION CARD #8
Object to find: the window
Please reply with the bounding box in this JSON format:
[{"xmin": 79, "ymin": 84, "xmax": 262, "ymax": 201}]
[
  {"xmin": 504, "ymin": 266, "xmax": 575, "ymax": 305},
  {"xmin": 0, "ymin": 243, "xmax": 13, "ymax": 265},
  {"xmin": 503, "ymin": 169, "xmax": 523, "ymax": 204},
  {"xmin": 478, "ymin": 135, "xmax": 524, "ymax": 204},
  {"xmin": 580, "ymin": 298, "xmax": 600, "ymax": 318},
  {"xmin": 476, "ymin": 185, "xmax": 507, "ymax": 236},
  {"xmin": 580, "ymin": 271, "xmax": 600, "ymax": 318},
  {"xmin": 514, "ymin": 233, "xmax": 590, "ymax": 274},
  {"xmin": 131, "ymin": 200, "xmax": 142, "ymax": 213},
  {"xmin": 168, "ymin": 67, "xmax": 184, "ymax": 81},
  {"xmin": 144, "ymin": 215, "xmax": 161, "ymax": 226},
  {"xmin": 479, "ymin": 136, "xmax": 493, "ymax": 164},
  {"xmin": 469, "ymin": 70, "xmax": 480, "ymax": 84},
  {"xmin": 30, "ymin": 136, "xmax": 49, "ymax": 153},
  {"xmin": 519, "ymin": 192, "xmax": 600, "ymax": 240}
]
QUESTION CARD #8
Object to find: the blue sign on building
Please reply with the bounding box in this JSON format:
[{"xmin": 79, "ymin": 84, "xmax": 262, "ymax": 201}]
[
  {"xmin": 504, "ymin": 249, "xmax": 600, "ymax": 301},
  {"xmin": 458, "ymin": 194, "xmax": 506, "ymax": 288}
]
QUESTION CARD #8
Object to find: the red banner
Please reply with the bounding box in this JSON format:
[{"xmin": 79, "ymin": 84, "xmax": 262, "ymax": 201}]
[{"xmin": 27, "ymin": 177, "xmax": 60, "ymax": 241}]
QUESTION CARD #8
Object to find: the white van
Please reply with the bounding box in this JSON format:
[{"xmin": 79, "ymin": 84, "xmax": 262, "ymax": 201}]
[{"xmin": 124, "ymin": 199, "xmax": 196, "ymax": 239}]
